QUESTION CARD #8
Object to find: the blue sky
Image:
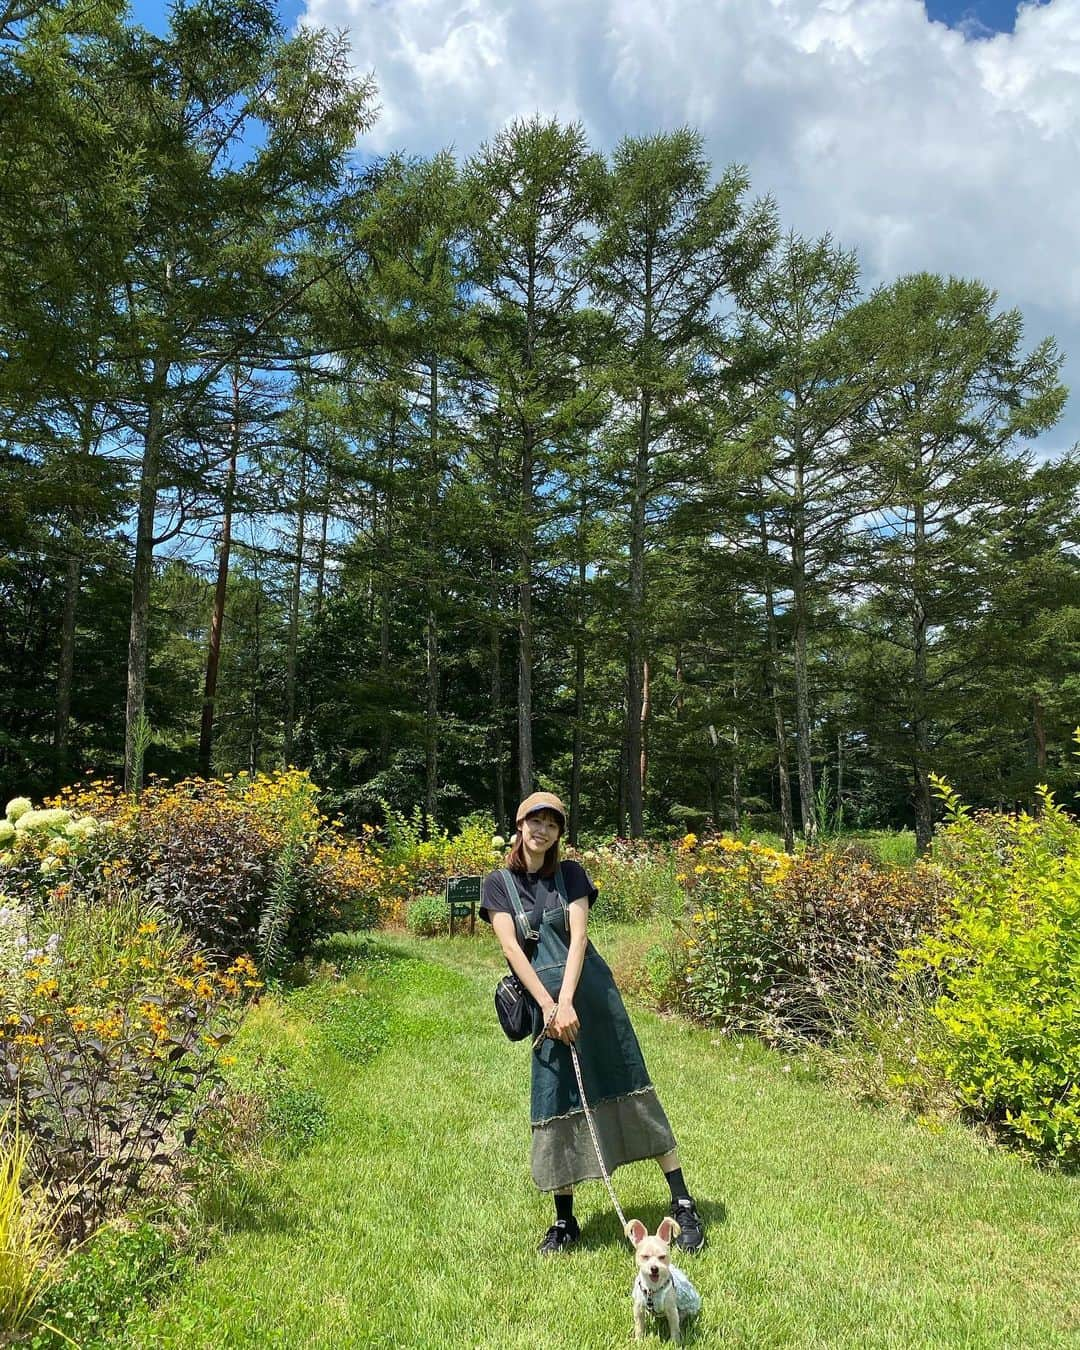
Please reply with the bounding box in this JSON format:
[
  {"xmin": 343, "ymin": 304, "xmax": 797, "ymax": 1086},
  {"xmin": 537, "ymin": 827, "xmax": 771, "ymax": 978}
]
[
  {"xmin": 120, "ymin": 0, "xmax": 1079, "ymax": 456},
  {"xmin": 128, "ymin": 1, "xmax": 1035, "ymax": 38},
  {"xmin": 926, "ymin": 1, "xmax": 1037, "ymax": 32}
]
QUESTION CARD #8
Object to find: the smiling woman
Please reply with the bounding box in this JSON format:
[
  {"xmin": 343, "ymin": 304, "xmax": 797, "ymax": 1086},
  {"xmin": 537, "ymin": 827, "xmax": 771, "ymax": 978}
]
[{"xmin": 479, "ymin": 791, "xmax": 706, "ymax": 1258}]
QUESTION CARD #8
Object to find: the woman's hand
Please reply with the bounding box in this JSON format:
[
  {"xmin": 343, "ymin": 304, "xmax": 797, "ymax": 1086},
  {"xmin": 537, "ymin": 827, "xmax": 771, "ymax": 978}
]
[{"xmin": 550, "ymin": 1001, "xmax": 580, "ymax": 1045}]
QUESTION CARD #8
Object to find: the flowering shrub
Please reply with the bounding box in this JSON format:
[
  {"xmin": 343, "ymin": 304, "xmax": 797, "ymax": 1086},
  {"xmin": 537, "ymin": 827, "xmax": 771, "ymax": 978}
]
[
  {"xmin": 899, "ymin": 778, "xmax": 1080, "ymax": 1163},
  {"xmin": 578, "ymin": 838, "xmax": 683, "ymax": 924},
  {"xmin": 674, "ymin": 834, "xmax": 947, "ymax": 1040},
  {"xmin": 0, "ymin": 773, "xmax": 385, "ymax": 967},
  {"xmin": 0, "ymin": 903, "xmax": 261, "ymax": 1240},
  {"xmin": 307, "ymin": 831, "xmax": 405, "ymax": 933},
  {"xmin": 381, "ymin": 805, "xmax": 502, "ymax": 902}
]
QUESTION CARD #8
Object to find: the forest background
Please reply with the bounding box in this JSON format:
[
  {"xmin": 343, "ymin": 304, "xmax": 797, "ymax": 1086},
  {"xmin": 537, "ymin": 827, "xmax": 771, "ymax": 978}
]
[{"xmin": 4, "ymin": 0, "xmax": 1080, "ymax": 855}]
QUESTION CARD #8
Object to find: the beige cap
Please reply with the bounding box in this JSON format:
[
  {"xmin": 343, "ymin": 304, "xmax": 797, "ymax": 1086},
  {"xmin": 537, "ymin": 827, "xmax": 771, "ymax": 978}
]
[{"xmin": 515, "ymin": 791, "xmax": 567, "ymax": 829}]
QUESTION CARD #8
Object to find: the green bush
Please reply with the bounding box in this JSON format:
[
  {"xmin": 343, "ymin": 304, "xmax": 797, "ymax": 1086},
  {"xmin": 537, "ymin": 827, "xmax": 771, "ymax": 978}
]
[
  {"xmin": 405, "ymin": 893, "xmax": 448, "ymax": 937},
  {"xmin": 900, "ymin": 778, "xmax": 1080, "ymax": 1163},
  {"xmin": 29, "ymin": 1221, "xmax": 179, "ymax": 1349},
  {"xmin": 579, "ymin": 840, "xmax": 683, "ymax": 923},
  {"xmin": 675, "ymin": 836, "xmax": 947, "ymax": 1041}
]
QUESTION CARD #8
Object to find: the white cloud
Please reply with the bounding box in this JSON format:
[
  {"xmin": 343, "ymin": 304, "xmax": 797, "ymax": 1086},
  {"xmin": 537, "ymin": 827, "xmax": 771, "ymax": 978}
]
[{"xmin": 300, "ymin": 0, "xmax": 1080, "ymax": 452}]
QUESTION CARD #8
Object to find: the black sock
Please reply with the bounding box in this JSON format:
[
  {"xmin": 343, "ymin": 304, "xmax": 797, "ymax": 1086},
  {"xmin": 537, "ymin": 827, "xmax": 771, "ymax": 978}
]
[
  {"xmin": 554, "ymin": 1192, "xmax": 574, "ymax": 1223},
  {"xmin": 665, "ymin": 1167, "xmax": 691, "ymax": 1204}
]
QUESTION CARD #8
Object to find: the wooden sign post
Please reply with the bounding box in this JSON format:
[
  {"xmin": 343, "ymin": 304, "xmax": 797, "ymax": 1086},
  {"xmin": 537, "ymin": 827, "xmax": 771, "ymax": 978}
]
[{"xmin": 446, "ymin": 875, "xmax": 482, "ymax": 935}]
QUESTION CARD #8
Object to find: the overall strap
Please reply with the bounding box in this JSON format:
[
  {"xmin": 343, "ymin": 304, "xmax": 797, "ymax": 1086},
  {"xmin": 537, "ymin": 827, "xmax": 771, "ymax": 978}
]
[
  {"xmin": 552, "ymin": 863, "xmax": 570, "ymax": 930},
  {"xmin": 498, "ymin": 869, "xmax": 538, "ymax": 943}
]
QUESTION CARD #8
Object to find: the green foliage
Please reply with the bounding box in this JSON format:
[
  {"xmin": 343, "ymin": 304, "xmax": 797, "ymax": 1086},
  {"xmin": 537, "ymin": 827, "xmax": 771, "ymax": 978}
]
[
  {"xmin": 1, "ymin": 893, "xmax": 258, "ymax": 1241},
  {"xmin": 31, "ymin": 773, "xmax": 345, "ymax": 968},
  {"xmin": 676, "ymin": 837, "xmax": 947, "ymax": 1040},
  {"xmin": 405, "ymin": 894, "xmax": 448, "ymax": 938},
  {"xmin": 0, "ymin": 1110, "xmax": 72, "ymax": 1342},
  {"xmin": 285, "ymin": 980, "xmax": 389, "ymax": 1065},
  {"xmin": 257, "ymin": 785, "xmax": 316, "ymax": 977},
  {"xmin": 578, "ymin": 840, "xmax": 683, "ymax": 923},
  {"xmin": 29, "ymin": 1221, "xmax": 179, "ymax": 1350},
  {"xmin": 265, "ymin": 1081, "xmax": 330, "ymax": 1159},
  {"xmin": 900, "ymin": 780, "xmax": 1080, "ymax": 1162}
]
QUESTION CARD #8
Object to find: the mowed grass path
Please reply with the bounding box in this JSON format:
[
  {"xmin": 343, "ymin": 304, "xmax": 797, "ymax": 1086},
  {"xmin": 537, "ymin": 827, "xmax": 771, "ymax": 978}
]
[{"xmin": 140, "ymin": 925, "xmax": 1078, "ymax": 1348}]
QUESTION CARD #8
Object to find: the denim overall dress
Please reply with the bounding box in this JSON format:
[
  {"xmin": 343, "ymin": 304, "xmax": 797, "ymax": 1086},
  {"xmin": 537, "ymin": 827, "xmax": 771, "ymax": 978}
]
[{"xmin": 499, "ymin": 867, "xmax": 677, "ymax": 1192}]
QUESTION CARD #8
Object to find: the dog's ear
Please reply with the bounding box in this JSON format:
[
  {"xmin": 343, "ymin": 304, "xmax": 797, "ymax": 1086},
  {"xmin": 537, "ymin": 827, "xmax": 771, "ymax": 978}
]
[
  {"xmin": 625, "ymin": 1219, "xmax": 647, "ymax": 1246},
  {"xmin": 656, "ymin": 1217, "xmax": 680, "ymax": 1243}
]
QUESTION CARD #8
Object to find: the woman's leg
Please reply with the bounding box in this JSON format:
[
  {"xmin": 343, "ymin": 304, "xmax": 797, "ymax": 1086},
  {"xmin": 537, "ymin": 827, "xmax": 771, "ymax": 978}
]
[
  {"xmin": 655, "ymin": 1147, "xmax": 704, "ymax": 1249},
  {"xmin": 538, "ymin": 1183, "xmax": 579, "ymax": 1254}
]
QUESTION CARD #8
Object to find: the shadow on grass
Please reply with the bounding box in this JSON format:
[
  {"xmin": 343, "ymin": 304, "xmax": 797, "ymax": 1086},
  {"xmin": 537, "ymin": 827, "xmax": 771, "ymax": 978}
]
[
  {"xmin": 574, "ymin": 1194, "xmax": 729, "ymax": 1253},
  {"xmin": 199, "ymin": 1172, "xmax": 308, "ymax": 1237}
]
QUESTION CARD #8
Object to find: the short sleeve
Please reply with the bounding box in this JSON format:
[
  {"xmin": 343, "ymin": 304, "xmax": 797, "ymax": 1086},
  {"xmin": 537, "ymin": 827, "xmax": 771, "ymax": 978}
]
[
  {"xmin": 560, "ymin": 859, "xmax": 597, "ymax": 907},
  {"xmin": 479, "ymin": 870, "xmax": 514, "ymax": 924}
]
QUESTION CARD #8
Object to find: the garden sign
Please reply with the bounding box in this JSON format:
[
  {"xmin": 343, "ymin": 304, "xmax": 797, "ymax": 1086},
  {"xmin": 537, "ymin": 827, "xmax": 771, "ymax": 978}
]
[{"xmin": 446, "ymin": 874, "xmax": 482, "ymax": 935}]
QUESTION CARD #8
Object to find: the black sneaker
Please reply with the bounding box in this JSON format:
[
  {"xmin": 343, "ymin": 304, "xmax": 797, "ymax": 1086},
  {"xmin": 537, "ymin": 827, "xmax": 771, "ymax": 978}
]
[
  {"xmin": 538, "ymin": 1216, "xmax": 580, "ymax": 1255},
  {"xmin": 670, "ymin": 1197, "xmax": 704, "ymax": 1253}
]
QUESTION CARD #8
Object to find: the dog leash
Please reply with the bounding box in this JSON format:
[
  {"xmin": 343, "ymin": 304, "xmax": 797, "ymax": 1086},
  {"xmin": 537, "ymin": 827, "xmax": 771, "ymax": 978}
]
[{"xmin": 533, "ymin": 1004, "xmax": 633, "ymax": 1245}]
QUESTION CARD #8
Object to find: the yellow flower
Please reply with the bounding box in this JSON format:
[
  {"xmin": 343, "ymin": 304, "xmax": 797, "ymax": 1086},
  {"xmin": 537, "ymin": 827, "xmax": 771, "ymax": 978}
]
[{"xmin": 138, "ymin": 921, "xmax": 159, "ymax": 936}]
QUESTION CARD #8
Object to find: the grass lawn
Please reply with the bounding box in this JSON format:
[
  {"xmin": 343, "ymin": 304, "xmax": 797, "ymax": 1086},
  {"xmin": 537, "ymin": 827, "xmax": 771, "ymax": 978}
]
[{"xmin": 136, "ymin": 922, "xmax": 1078, "ymax": 1348}]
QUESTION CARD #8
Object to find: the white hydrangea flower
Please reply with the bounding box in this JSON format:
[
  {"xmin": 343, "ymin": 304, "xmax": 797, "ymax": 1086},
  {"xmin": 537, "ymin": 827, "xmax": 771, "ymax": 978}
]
[
  {"xmin": 0, "ymin": 821, "xmax": 14, "ymax": 844},
  {"xmin": 65, "ymin": 817, "xmax": 97, "ymax": 840},
  {"xmin": 39, "ymin": 855, "xmax": 62, "ymax": 876},
  {"xmin": 16, "ymin": 808, "xmax": 72, "ymax": 833},
  {"xmin": 491, "ymin": 835, "xmax": 506, "ymax": 849},
  {"xmin": 5, "ymin": 797, "xmax": 31, "ymax": 822}
]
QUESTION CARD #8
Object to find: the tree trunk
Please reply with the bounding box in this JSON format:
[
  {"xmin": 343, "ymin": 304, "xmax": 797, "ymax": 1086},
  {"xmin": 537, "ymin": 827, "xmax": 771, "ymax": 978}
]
[
  {"xmin": 283, "ymin": 441, "xmax": 307, "ymax": 765},
  {"xmin": 198, "ymin": 372, "xmax": 240, "ymax": 777},
  {"xmin": 706, "ymin": 723, "xmax": 721, "ymax": 829},
  {"xmin": 250, "ymin": 540, "xmax": 262, "ymax": 773},
  {"xmin": 639, "ymin": 656, "xmax": 651, "ymax": 800},
  {"xmin": 53, "ymin": 527, "xmax": 81, "ymax": 782},
  {"xmin": 424, "ymin": 354, "xmax": 440, "ymax": 830},
  {"xmin": 731, "ymin": 722, "xmax": 741, "ymax": 833},
  {"xmin": 759, "ymin": 507, "xmax": 795, "ymax": 852},
  {"xmin": 569, "ymin": 493, "xmax": 587, "ymax": 846},
  {"xmin": 124, "ymin": 353, "xmax": 169, "ymax": 792},
  {"xmin": 791, "ymin": 457, "xmax": 817, "ymax": 841},
  {"xmin": 912, "ymin": 496, "xmax": 932, "ymax": 855},
  {"xmin": 489, "ymin": 548, "xmax": 506, "ymax": 835},
  {"xmin": 616, "ymin": 687, "xmax": 629, "ymax": 837},
  {"xmin": 378, "ymin": 409, "xmax": 397, "ymax": 771},
  {"xmin": 626, "ymin": 254, "xmax": 652, "ymax": 839},
  {"xmin": 1033, "ymin": 690, "xmax": 1047, "ymax": 774},
  {"xmin": 517, "ymin": 426, "xmax": 534, "ymax": 799},
  {"xmin": 425, "ymin": 609, "xmax": 439, "ymax": 826}
]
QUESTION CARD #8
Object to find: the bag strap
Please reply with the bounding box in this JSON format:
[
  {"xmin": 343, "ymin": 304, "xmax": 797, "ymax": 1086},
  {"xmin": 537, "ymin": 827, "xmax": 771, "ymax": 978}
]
[{"xmin": 498, "ymin": 869, "xmax": 538, "ymax": 943}]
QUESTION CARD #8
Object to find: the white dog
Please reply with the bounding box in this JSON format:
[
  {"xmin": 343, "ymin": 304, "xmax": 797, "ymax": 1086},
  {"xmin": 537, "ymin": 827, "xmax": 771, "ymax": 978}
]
[{"xmin": 626, "ymin": 1216, "xmax": 702, "ymax": 1343}]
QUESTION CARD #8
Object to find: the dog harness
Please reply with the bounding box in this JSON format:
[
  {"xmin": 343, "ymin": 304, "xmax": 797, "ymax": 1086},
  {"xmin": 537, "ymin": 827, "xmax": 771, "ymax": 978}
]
[
  {"xmin": 636, "ymin": 1267, "xmax": 703, "ymax": 1318},
  {"xmin": 637, "ymin": 1272, "xmax": 672, "ymax": 1314}
]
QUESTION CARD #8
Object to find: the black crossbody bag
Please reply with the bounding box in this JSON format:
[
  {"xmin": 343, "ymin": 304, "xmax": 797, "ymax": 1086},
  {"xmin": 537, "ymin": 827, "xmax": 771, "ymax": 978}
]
[{"xmin": 493, "ymin": 865, "xmax": 569, "ymax": 1041}]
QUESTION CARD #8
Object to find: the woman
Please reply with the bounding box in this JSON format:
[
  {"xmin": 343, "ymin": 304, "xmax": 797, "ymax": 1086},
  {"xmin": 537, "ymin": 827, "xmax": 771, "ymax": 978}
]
[{"xmin": 480, "ymin": 791, "xmax": 705, "ymax": 1255}]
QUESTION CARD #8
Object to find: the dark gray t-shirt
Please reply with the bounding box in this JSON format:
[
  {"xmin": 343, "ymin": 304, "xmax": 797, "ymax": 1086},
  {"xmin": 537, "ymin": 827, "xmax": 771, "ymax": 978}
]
[{"xmin": 479, "ymin": 860, "xmax": 597, "ymax": 952}]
